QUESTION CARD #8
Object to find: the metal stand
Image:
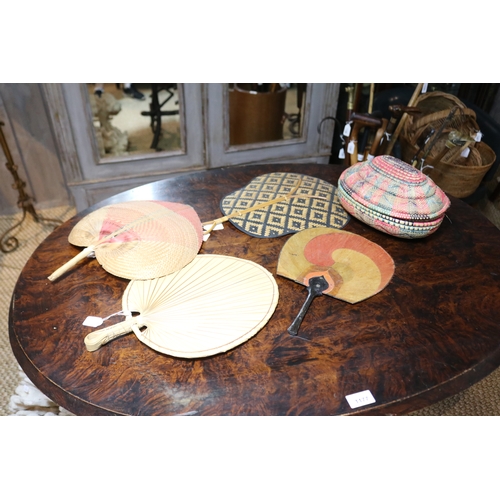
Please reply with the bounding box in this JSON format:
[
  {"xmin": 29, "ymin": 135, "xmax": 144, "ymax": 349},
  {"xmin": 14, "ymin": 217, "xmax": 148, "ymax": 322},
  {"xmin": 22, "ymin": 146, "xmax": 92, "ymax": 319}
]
[
  {"xmin": 0, "ymin": 121, "xmax": 61, "ymax": 253},
  {"xmin": 140, "ymin": 84, "xmax": 179, "ymax": 151}
]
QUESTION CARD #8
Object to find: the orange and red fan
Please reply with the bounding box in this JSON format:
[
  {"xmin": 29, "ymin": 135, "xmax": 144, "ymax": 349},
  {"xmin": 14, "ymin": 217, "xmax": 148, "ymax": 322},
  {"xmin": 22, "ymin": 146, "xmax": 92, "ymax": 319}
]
[{"xmin": 278, "ymin": 228, "xmax": 395, "ymax": 336}]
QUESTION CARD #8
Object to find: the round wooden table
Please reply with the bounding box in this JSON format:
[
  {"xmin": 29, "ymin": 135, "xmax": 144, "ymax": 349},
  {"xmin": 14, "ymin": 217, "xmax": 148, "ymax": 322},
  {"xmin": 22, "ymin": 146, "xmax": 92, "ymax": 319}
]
[{"xmin": 9, "ymin": 163, "xmax": 500, "ymax": 415}]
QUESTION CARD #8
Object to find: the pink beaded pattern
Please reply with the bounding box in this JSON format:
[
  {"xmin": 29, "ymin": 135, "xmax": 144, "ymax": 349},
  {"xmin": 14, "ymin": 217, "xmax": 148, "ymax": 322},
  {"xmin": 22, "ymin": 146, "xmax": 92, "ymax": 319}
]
[
  {"xmin": 337, "ymin": 183, "xmax": 445, "ymax": 239},
  {"xmin": 339, "ymin": 155, "xmax": 450, "ymax": 222}
]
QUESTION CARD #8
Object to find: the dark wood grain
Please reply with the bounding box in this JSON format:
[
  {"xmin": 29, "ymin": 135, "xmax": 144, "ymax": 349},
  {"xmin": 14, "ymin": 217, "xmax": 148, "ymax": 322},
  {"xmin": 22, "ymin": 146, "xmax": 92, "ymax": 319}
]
[{"xmin": 9, "ymin": 163, "xmax": 500, "ymax": 415}]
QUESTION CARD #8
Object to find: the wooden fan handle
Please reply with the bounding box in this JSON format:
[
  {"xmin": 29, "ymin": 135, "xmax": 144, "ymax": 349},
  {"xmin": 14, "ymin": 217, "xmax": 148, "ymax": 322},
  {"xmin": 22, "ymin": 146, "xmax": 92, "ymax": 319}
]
[
  {"xmin": 202, "ymin": 178, "xmax": 304, "ymax": 233},
  {"xmin": 84, "ymin": 316, "xmax": 146, "ymax": 352},
  {"xmin": 48, "ymin": 245, "xmax": 96, "ymax": 281}
]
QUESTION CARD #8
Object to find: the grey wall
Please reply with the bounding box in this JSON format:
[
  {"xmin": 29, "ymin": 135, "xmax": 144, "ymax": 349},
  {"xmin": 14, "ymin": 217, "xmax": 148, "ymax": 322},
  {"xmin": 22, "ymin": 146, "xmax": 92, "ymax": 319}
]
[{"xmin": 0, "ymin": 83, "xmax": 72, "ymax": 216}]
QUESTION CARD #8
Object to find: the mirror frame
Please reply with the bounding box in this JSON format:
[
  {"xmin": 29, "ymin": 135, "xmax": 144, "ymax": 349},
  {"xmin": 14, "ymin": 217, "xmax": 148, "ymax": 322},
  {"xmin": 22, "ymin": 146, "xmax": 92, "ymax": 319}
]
[{"xmin": 56, "ymin": 83, "xmax": 205, "ymax": 182}]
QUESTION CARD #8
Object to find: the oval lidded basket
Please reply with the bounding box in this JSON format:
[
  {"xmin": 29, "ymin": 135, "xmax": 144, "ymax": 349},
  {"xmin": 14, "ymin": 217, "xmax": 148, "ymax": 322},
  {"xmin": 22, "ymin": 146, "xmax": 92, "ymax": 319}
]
[{"xmin": 337, "ymin": 155, "xmax": 451, "ymax": 239}]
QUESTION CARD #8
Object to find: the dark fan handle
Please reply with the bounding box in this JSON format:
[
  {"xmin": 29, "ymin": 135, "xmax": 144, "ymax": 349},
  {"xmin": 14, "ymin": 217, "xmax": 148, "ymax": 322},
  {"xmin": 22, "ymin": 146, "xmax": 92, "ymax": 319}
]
[{"xmin": 288, "ymin": 276, "xmax": 329, "ymax": 336}]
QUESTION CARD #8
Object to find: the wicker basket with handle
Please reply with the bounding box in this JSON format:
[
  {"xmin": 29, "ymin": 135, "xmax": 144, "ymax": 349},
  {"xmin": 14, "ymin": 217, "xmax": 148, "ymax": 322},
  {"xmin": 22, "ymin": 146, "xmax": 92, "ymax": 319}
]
[
  {"xmin": 400, "ymin": 91, "xmax": 496, "ymax": 198},
  {"xmin": 426, "ymin": 141, "xmax": 496, "ymax": 198}
]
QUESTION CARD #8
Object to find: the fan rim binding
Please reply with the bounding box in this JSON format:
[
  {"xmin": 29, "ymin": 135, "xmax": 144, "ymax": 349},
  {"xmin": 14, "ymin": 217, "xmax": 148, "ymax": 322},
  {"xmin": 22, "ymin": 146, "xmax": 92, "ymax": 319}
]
[
  {"xmin": 124, "ymin": 254, "xmax": 280, "ymax": 358},
  {"xmin": 68, "ymin": 200, "xmax": 204, "ymax": 280}
]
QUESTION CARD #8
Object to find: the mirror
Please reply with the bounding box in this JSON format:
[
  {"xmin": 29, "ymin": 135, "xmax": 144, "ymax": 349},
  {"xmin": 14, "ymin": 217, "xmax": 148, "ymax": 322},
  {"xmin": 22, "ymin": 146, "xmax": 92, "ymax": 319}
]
[
  {"xmin": 228, "ymin": 84, "xmax": 307, "ymax": 146},
  {"xmin": 86, "ymin": 83, "xmax": 183, "ymax": 159}
]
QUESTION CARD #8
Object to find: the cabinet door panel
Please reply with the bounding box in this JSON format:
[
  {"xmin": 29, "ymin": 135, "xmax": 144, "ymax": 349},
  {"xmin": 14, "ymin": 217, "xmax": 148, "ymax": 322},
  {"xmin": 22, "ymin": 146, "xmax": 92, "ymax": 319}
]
[
  {"xmin": 205, "ymin": 83, "xmax": 340, "ymax": 168},
  {"xmin": 61, "ymin": 83, "xmax": 205, "ymax": 181}
]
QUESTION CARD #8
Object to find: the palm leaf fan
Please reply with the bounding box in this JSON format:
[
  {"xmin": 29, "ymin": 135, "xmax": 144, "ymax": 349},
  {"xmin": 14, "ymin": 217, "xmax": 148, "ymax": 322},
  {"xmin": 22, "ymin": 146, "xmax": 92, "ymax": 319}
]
[
  {"xmin": 277, "ymin": 227, "xmax": 394, "ymax": 335},
  {"xmin": 84, "ymin": 254, "xmax": 279, "ymax": 357},
  {"xmin": 203, "ymin": 172, "xmax": 350, "ymax": 238},
  {"xmin": 48, "ymin": 201, "xmax": 203, "ymax": 281}
]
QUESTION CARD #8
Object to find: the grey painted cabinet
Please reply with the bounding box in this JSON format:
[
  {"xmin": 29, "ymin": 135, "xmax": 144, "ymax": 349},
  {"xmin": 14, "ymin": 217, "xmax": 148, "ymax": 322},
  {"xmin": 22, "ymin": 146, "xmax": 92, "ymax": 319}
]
[{"xmin": 9, "ymin": 83, "xmax": 340, "ymax": 213}]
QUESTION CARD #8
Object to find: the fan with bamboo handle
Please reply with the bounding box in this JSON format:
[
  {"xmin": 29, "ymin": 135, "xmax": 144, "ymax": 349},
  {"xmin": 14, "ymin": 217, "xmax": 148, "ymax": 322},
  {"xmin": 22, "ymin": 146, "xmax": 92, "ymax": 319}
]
[
  {"xmin": 206, "ymin": 172, "xmax": 350, "ymax": 238},
  {"xmin": 84, "ymin": 254, "xmax": 279, "ymax": 357},
  {"xmin": 277, "ymin": 228, "xmax": 394, "ymax": 336},
  {"xmin": 48, "ymin": 200, "xmax": 204, "ymax": 281}
]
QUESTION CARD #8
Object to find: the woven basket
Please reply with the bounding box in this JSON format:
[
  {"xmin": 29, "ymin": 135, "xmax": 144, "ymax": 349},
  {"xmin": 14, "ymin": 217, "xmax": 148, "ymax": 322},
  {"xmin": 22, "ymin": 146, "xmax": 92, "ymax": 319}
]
[
  {"xmin": 405, "ymin": 92, "xmax": 478, "ymax": 144},
  {"xmin": 426, "ymin": 141, "xmax": 496, "ymax": 198},
  {"xmin": 337, "ymin": 156, "xmax": 450, "ymax": 239},
  {"xmin": 400, "ymin": 91, "xmax": 496, "ymax": 198}
]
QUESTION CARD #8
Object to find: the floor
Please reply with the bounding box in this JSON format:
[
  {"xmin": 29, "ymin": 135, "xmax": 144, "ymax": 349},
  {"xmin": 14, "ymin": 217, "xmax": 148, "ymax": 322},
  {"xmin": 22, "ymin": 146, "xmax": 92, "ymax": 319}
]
[{"xmin": 0, "ymin": 206, "xmax": 77, "ymax": 416}]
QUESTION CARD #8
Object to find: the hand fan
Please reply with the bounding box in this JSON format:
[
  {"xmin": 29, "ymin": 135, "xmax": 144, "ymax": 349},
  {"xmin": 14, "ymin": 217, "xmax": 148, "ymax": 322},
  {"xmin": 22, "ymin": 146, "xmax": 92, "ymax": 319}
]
[
  {"xmin": 84, "ymin": 254, "xmax": 279, "ymax": 357},
  {"xmin": 277, "ymin": 227, "xmax": 394, "ymax": 336},
  {"xmin": 203, "ymin": 172, "xmax": 350, "ymax": 238},
  {"xmin": 48, "ymin": 200, "xmax": 203, "ymax": 281}
]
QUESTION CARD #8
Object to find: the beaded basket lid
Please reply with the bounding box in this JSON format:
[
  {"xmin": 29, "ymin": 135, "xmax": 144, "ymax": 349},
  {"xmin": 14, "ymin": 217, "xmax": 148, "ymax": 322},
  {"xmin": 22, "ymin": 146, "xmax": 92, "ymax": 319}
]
[
  {"xmin": 338, "ymin": 155, "xmax": 450, "ymax": 222},
  {"xmin": 337, "ymin": 184, "xmax": 445, "ymax": 239}
]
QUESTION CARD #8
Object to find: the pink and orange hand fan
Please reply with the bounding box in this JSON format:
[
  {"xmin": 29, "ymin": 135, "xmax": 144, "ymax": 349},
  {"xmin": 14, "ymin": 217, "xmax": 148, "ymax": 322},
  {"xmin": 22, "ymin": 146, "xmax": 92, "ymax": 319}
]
[{"xmin": 48, "ymin": 200, "xmax": 203, "ymax": 281}]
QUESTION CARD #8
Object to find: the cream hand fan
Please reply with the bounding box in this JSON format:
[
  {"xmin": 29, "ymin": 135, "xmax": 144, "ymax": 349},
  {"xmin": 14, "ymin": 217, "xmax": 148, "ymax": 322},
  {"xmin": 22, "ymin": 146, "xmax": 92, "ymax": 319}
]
[
  {"xmin": 48, "ymin": 200, "xmax": 203, "ymax": 281},
  {"xmin": 84, "ymin": 254, "xmax": 279, "ymax": 358}
]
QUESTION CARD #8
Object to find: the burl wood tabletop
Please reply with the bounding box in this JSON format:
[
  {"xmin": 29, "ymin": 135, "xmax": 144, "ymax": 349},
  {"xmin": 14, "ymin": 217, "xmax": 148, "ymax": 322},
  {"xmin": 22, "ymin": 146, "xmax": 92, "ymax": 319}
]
[{"xmin": 9, "ymin": 163, "xmax": 500, "ymax": 415}]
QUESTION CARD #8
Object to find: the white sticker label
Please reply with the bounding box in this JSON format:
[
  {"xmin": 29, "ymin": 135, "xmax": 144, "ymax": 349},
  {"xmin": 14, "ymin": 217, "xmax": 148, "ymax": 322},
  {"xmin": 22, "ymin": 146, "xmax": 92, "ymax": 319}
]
[
  {"xmin": 343, "ymin": 122, "xmax": 352, "ymax": 137},
  {"xmin": 203, "ymin": 223, "xmax": 224, "ymax": 231},
  {"xmin": 347, "ymin": 141, "xmax": 355, "ymax": 154},
  {"xmin": 345, "ymin": 390, "xmax": 376, "ymax": 409},
  {"xmin": 474, "ymin": 131, "xmax": 482, "ymax": 142},
  {"xmin": 338, "ymin": 147, "xmax": 345, "ymax": 159},
  {"xmin": 203, "ymin": 223, "xmax": 224, "ymax": 241},
  {"xmin": 461, "ymin": 147, "xmax": 471, "ymax": 158},
  {"xmin": 83, "ymin": 316, "xmax": 104, "ymax": 327},
  {"xmin": 83, "ymin": 310, "xmax": 126, "ymax": 327}
]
